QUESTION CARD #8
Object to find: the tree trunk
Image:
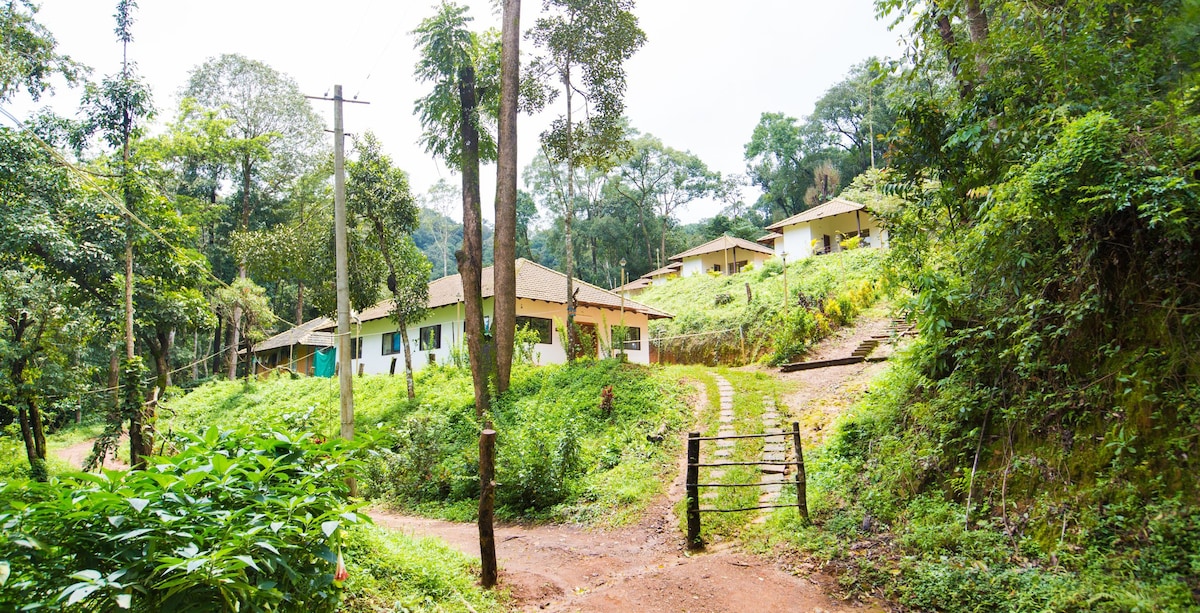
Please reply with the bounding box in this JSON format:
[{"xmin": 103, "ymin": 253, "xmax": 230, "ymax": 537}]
[
  {"xmin": 109, "ymin": 346, "xmax": 121, "ymax": 410},
  {"xmin": 225, "ymin": 314, "xmax": 239, "ymax": 379},
  {"xmin": 563, "ymin": 65, "xmax": 579, "ymax": 362},
  {"xmin": 296, "ymin": 280, "xmax": 305, "ymax": 326},
  {"xmin": 965, "ymin": 0, "xmax": 990, "ymax": 78},
  {"xmin": 151, "ymin": 326, "xmax": 174, "ymax": 390},
  {"xmin": 492, "ymin": 0, "xmax": 521, "ymax": 395},
  {"xmin": 458, "ymin": 64, "xmax": 490, "ymax": 417},
  {"xmin": 211, "ymin": 318, "xmax": 222, "ymax": 376},
  {"xmin": 400, "ymin": 319, "xmax": 415, "ymax": 399},
  {"xmin": 10, "ymin": 316, "xmax": 46, "ymax": 480},
  {"xmin": 229, "ymin": 154, "xmax": 252, "ymax": 379}
]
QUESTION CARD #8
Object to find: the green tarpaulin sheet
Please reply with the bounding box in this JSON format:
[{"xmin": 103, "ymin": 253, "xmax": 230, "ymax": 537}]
[{"xmin": 313, "ymin": 347, "xmax": 336, "ymax": 378}]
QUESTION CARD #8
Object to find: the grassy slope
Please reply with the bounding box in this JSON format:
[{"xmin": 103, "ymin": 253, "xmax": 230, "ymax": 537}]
[
  {"xmin": 164, "ymin": 359, "xmax": 694, "ymax": 525},
  {"xmin": 738, "ymin": 346, "xmax": 1200, "ymax": 612},
  {"xmin": 634, "ymin": 249, "xmax": 886, "ymax": 364}
]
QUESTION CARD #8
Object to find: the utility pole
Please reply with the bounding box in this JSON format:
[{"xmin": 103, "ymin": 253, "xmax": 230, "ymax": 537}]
[
  {"xmin": 332, "ymin": 84, "xmax": 353, "ymax": 461},
  {"xmin": 308, "ymin": 85, "xmax": 369, "ymax": 496}
]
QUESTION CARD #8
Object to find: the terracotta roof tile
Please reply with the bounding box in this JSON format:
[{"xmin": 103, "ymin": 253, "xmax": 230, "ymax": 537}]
[
  {"xmin": 252, "ymin": 317, "xmax": 336, "ymax": 352},
  {"xmin": 669, "ymin": 235, "xmax": 774, "ymax": 261},
  {"xmin": 765, "ymin": 198, "xmax": 866, "ymax": 231},
  {"xmin": 342, "ymin": 259, "xmax": 672, "ymax": 326}
]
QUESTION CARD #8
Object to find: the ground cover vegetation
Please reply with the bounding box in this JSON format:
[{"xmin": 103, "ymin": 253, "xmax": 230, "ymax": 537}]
[
  {"xmin": 635, "ymin": 249, "xmax": 886, "ymax": 366},
  {"xmin": 164, "ymin": 359, "xmax": 693, "ymax": 525},
  {"xmin": 734, "ymin": 1, "xmax": 1200, "ymax": 610}
]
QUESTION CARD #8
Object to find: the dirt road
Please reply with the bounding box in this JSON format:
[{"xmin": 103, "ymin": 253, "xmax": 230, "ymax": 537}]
[{"xmin": 371, "ymin": 313, "xmax": 899, "ymax": 612}]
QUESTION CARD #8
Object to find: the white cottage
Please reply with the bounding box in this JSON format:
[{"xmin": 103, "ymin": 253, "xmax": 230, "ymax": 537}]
[
  {"xmin": 761, "ymin": 198, "xmax": 888, "ymax": 259},
  {"xmin": 303, "ymin": 258, "xmax": 671, "ymax": 375},
  {"xmin": 668, "ymin": 235, "xmax": 775, "ymax": 278}
]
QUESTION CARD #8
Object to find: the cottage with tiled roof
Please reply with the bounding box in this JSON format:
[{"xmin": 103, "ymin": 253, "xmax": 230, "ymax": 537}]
[
  {"xmin": 248, "ymin": 317, "xmax": 335, "ymax": 376},
  {"xmin": 668, "ymin": 235, "xmax": 775, "ymax": 278},
  {"xmin": 268, "ymin": 259, "xmax": 672, "ymax": 376},
  {"xmin": 762, "ymin": 198, "xmax": 887, "ymax": 259}
]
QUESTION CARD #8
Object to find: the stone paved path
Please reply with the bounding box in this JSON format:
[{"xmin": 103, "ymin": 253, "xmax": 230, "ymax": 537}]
[{"xmin": 707, "ymin": 375, "xmax": 791, "ymax": 521}]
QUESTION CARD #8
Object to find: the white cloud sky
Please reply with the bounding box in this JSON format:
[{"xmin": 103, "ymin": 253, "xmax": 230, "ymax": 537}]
[{"xmin": 7, "ymin": 0, "xmax": 903, "ymax": 224}]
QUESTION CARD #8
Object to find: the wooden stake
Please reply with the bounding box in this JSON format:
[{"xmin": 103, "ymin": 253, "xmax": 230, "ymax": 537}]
[
  {"xmin": 686, "ymin": 432, "xmax": 702, "ymax": 549},
  {"xmin": 791, "ymin": 422, "xmax": 809, "ymax": 524},
  {"xmin": 479, "ymin": 427, "xmax": 498, "ymax": 588}
]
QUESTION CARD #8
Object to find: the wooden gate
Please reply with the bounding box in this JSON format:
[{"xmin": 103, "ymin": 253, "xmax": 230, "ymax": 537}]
[{"xmin": 685, "ymin": 422, "xmax": 809, "ymax": 549}]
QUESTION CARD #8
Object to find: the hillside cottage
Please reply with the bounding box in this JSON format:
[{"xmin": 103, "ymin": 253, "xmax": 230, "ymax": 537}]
[
  {"xmin": 759, "ymin": 198, "xmax": 887, "ymax": 259},
  {"xmin": 669, "ymin": 235, "xmax": 776, "ymax": 277}
]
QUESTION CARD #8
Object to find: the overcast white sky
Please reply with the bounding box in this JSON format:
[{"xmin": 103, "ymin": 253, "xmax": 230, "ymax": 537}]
[{"xmin": 7, "ymin": 1, "xmax": 903, "ymax": 223}]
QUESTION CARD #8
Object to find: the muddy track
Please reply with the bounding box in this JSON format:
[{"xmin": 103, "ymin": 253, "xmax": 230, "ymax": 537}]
[{"xmin": 371, "ymin": 313, "xmax": 898, "ymax": 612}]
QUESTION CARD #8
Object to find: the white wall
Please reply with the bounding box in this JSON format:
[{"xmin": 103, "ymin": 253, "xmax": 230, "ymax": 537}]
[
  {"xmin": 780, "ymin": 223, "xmax": 813, "ymax": 259},
  {"xmin": 346, "ymin": 298, "xmax": 653, "ymax": 375},
  {"xmin": 679, "ymin": 250, "xmax": 772, "ymax": 277},
  {"xmin": 778, "ymin": 213, "xmax": 886, "ymax": 260}
]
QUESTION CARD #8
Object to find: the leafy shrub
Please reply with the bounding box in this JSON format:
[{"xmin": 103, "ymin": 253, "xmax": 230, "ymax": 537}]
[{"xmin": 0, "ymin": 427, "xmax": 367, "ymax": 612}]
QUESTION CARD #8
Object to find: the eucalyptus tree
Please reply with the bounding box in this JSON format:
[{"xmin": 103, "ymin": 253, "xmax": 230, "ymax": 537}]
[
  {"xmin": 182, "ymin": 54, "xmax": 324, "ymax": 378},
  {"xmin": 529, "ymin": 0, "xmax": 645, "ymax": 360},
  {"xmin": 347, "ymin": 132, "xmax": 428, "ymax": 399},
  {"xmin": 413, "ymin": 1, "xmax": 500, "ymax": 415},
  {"xmin": 492, "ymin": 0, "xmax": 521, "ymax": 395}
]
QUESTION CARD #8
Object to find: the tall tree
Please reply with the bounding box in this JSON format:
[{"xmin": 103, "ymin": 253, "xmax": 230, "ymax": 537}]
[
  {"xmin": 414, "ymin": 1, "xmax": 499, "ymax": 416},
  {"xmin": 0, "ymin": 127, "xmax": 120, "ymax": 479},
  {"xmin": 79, "ymin": 0, "xmax": 157, "ymax": 468},
  {"xmin": 182, "ymin": 54, "xmax": 323, "ymax": 378},
  {"xmin": 346, "ymin": 132, "xmax": 426, "ymax": 399},
  {"xmin": 612, "ymin": 133, "xmax": 722, "ymax": 267},
  {"xmin": 0, "ymin": 0, "xmax": 85, "ymax": 102},
  {"xmin": 492, "ymin": 0, "xmax": 521, "ymax": 395},
  {"xmin": 530, "ymin": 0, "xmax": 645, "ymax": 360}
]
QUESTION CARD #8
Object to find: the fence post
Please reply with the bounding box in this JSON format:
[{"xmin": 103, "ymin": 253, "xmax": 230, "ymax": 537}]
[
  {"xmin": 479, "ymin": 425, "xmax": 497, "ymax": 587},
  {"xmin": 791, "ymin": 422, "xmax": 810, "ymax": 525},
  {"xmin": 686, "ymin": 432, "xmax": 702, "ymax": 549}
]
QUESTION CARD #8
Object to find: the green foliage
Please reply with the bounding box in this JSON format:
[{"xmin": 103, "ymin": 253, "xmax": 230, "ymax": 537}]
[
  {"xmin": 0, "ymin": 427, "xmax": 366, "ymax": 611},
  {"xmin": 411, "ymin": 2, "xmax": 499, "ymax": 171},
  {"xmin": 164, "ymin": 361, "xmax": 693, "ymax": 525},
  {"xmin": 744, "ymin": 59, "xmax": 899, "ymax": 221},
  {"xmin": 0, "ymin": 0, "xmax": 85, "ymax": 102},
  {"xmin": 800, "ymin": 0, "xmax": 1200, "ymax": 607},
  {"xmin": 637, "ymin": 249, "xmax": 886, "ymax": 365},
  {"xmin": 339, "ymin": 525, "xmax": 502, "ymax": 612}
]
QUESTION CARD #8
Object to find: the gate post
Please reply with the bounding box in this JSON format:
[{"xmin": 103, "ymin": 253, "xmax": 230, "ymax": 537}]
[
  {"xmin": 791, "ymin": 422, "xmax": 810, "ymax": 524},
  {"xmin": 686, "ymin": 432, "xmax": 702, "ymax": 549}
]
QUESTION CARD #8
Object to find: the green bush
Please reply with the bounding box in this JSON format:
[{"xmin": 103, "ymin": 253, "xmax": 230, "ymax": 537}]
[{"xmin": 0, "ymin": 428, "xmax": 367, "ymax": 612}]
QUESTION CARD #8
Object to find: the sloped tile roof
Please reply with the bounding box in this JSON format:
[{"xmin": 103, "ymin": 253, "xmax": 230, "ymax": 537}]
[
  {"xmin": 765, "ymin": 198, "xmax": 866, "ymax": 231},
  {"xmin": 757, "ymin": 232, "xmax": 783, "ymax": 245},
  {"xmin": 643, "ymin": 262, "xmax": 681, "ymax": 278},
  {"xmin": 669, "ymin": 235, "xmax": 775, "ymax": 261},
  {"xmin": 252, "ymin": 317, "xmax": 336, "ymax": 352},
  {"xmin": 612, "ymin": 277, "xmax": 652, "ymax": 293},
  {"xmin": 335, "ymin": 259, "xmax": 672, "ymax": 328}
]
